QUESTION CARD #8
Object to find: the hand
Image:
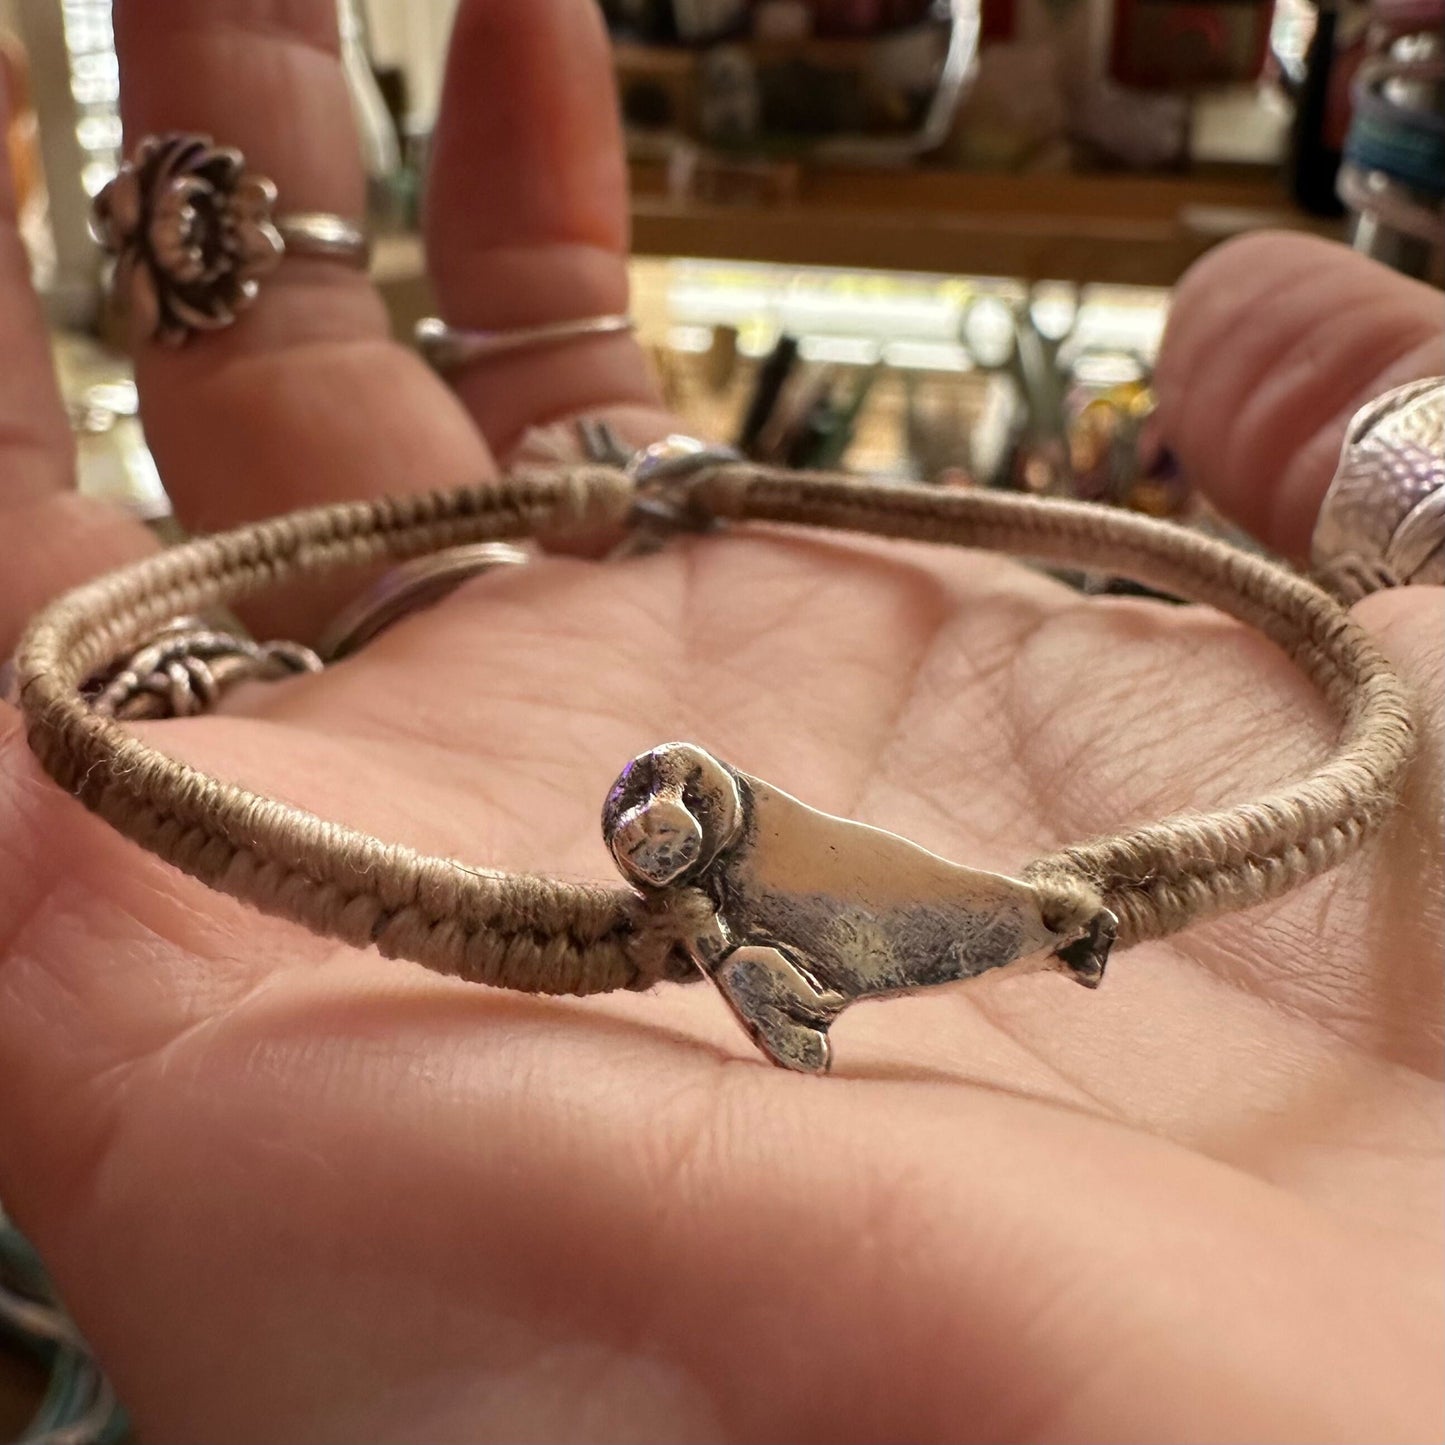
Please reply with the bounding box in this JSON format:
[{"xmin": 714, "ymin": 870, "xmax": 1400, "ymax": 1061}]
[{"xmin": 1, "ymin": 5, "xmax": 1440, "ymax": 1441}]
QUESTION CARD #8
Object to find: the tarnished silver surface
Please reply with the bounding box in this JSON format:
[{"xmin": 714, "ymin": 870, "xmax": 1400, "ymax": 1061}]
[
  {"xmin": 317, "ymin": 543, "xmax": 532, "ymax": 662},
  {"xmin": 1313, "ymin": 377, "xmax": 1445, "ymax": 602},
  {"xmin": 604, "ymin": 743, "xmax": 1116, "ymax": 1073},
  {"xmin": 88, "ymin": 621, "xmax": 322, "ymax": 721},
  {"xmin": 416, "ymin": 315, "xmax": 636, "ymax": 373},
  {"xmin": 628, "ymin": 435, "xmax": 746, "ymax": 492},
  {"xmin": 620, "ymin": 436, "xmax": 744, "ymax": 556},
  {"xmin": 92, "ymin": 134, "xmax": 369, "ymax": 346}
]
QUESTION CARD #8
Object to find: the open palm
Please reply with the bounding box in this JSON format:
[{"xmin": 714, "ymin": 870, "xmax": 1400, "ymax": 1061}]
[{"xmin": 1, "ymin": 3, "xmax": 1441, "ymax": 1441}]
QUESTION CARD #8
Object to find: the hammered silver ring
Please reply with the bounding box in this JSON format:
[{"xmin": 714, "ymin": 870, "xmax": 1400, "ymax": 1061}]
[{"xmin": 1312, "ymin": 377, "xmax": 1445, "ymax": 602}]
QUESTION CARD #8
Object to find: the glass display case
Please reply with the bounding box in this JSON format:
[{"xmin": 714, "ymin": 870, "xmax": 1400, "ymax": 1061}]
[{"xmin": 0, "ymin": 0, "xmax": 1389, "ymax": 522}]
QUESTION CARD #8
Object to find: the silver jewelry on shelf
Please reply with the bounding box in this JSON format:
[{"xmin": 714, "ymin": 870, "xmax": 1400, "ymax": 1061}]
[
  {"xmin": 1312, "ymin": 377, "xmax": 1445, "ymax": 602},
  {"xmin": 1339, "ymin": 164, "xmax": 1445, "ymax": 254},
  {"xmin": 92, "ymin": 134, "xmax": 371, "ymax": 346},
  {"xmin": 416, "ymin": 314, "xmax": 636, "ymax": 374}
]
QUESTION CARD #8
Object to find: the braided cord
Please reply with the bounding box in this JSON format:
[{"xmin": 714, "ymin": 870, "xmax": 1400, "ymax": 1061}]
[
  {"xmin": 16, "ymin": 467, "xmax": 692, "ymax": 997},
  {"xmin": 14, "ymin": 465, "xmax": 1417, "ymax": 988},
  {"xmin": 695, "ymin": 467, "xmax": 1417, "ymax": 948}
]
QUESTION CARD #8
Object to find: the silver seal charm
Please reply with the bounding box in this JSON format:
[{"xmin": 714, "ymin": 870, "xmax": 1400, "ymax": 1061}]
[
  {"xmin": 604, "ymin": 743, "xmax": 1117, "ymax": 1074},
  {"xmin": 1312, "ymin": 377, "xmax": 1445, "ymax": 602}
]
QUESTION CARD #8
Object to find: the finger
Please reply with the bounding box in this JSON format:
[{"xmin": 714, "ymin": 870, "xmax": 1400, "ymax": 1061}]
[
  {"xmin": 425, "ymin": 0, "xmax": 676, "ymax": 463},
  {"xmin": 1154, "ymin": 233, "xmax": 1442, "ymax": 560},
  {"xmin": 0, "ymin": 76, "xmax": 153, "ymax": 657},
  {"xmin": 114, "ymin": 0, "xmax": 493, "ymax": 535},
  {"xmin": 0, "ymin": 79, "xmax": 67, "ymax": 503}
]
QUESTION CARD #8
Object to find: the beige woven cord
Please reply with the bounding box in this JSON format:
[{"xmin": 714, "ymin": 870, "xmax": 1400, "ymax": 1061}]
[{"xmin": 13, "ymin": 464, "xmax": 1418, "ymax": 997}]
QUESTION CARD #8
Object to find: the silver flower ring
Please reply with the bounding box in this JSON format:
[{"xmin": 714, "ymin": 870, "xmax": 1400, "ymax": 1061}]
[{"xmin": 92, "ymin": 134, "xmax": 371, "ymax": 347}]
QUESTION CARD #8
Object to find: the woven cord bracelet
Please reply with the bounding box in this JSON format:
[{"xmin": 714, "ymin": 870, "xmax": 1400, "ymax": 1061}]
[{"xmin": 12, "ymin": 462, "xmax": 1418, "ymax": 1073}]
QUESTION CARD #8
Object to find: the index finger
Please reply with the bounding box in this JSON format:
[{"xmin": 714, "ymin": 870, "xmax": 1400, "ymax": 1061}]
[{"xmin": 113, "ymin": 0, "xmax": 493, "ymax": 535}]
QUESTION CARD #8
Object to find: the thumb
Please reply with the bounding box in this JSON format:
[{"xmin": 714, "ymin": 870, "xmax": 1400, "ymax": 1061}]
[{"xmin": 1154, "ymin": 233, "xmax": 1442, "ymax": 561}]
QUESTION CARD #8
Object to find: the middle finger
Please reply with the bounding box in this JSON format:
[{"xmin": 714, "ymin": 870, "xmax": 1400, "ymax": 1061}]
[{"xmin": 425, "ymin": 0, "xmax": 677, "ymax": 464}]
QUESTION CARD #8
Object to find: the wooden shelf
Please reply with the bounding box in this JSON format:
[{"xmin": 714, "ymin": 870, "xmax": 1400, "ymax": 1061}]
[
  {"xmin": 628, "ymin": 163, "xmax": 1343, "ymax": 286},
  {"xmin": 372, "ymin": 164, "xmax": 1343, "ymax": 337}
]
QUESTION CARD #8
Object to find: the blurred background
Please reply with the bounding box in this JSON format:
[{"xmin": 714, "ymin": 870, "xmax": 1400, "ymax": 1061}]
[
  {"xmin": 0, "ymin": 3, "xmax": 1441, "ymax": 1438},
  {"xmin": 0, "ymin": 0, "xmax": 1440, "ymax": 528}
]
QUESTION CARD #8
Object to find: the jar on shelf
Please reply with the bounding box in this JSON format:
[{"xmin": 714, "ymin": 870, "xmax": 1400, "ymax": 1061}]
[{"xmin": 1337, "ymin": 0, "xmax": 1444, "ymax": 283}]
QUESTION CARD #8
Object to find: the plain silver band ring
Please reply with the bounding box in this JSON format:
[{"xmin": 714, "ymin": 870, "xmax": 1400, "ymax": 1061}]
[
  {"xmin": 276, "ymin": 213, "xmax": 372, "ymax": 268},
  {"xmin": 316, "ymin": 543, "xmax": 533, "ymax": 662},
  {"xmin": 416, "ymin": 315, "xmax": 636, "ymax": 373}
]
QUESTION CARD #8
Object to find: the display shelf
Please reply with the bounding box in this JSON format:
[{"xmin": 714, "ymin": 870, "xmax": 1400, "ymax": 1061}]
[
  {"xmin": 372, "ymin": 163, "xmax": 1341, "ymax": 337},
  {"xmin": 627, "ymin": 163, "xmax": 1344, "ymax": 285}
]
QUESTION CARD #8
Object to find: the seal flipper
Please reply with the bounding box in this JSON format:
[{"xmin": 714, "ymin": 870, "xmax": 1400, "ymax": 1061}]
[{"xmin": 714, "ymin": 945, "xmax": 845, "ymax": 1074}]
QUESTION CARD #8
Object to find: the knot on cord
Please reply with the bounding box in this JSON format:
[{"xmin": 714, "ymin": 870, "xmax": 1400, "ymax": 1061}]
[
  {"xmin": 622, "ymin": 885, "xmax": 720, "ymax": 990},
  {"xmin": 1023, "ymin": 861, "xmax": 1108, "ymax": 941},
  {"xmin": 546, "ymin": 464, "xmax": 637, "ymax": 537}
]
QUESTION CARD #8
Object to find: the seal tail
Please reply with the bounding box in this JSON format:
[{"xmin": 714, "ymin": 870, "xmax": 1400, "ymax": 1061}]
[{"xmin": 1053, "ymin": 908, "xmax": 1119, "ymax": 989}]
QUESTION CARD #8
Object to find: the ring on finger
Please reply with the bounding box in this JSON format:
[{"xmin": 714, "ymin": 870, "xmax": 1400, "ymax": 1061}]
[
  {"xmin": 93, "ymin": 133, "xmax": 371, "ymax": 348},
  {"xmin": 1312, "ymin": 377, "xmax": 1445, "ymax": 602},
  {"xmin": 415, "ymin": 315, "xmax": 636, "ymax": 374}
]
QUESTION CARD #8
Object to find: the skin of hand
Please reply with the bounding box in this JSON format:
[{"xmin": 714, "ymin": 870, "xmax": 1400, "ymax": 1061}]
[{"xmin": 0, "ymin": 4, "xmax": 1441, "ymax": 1441}]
